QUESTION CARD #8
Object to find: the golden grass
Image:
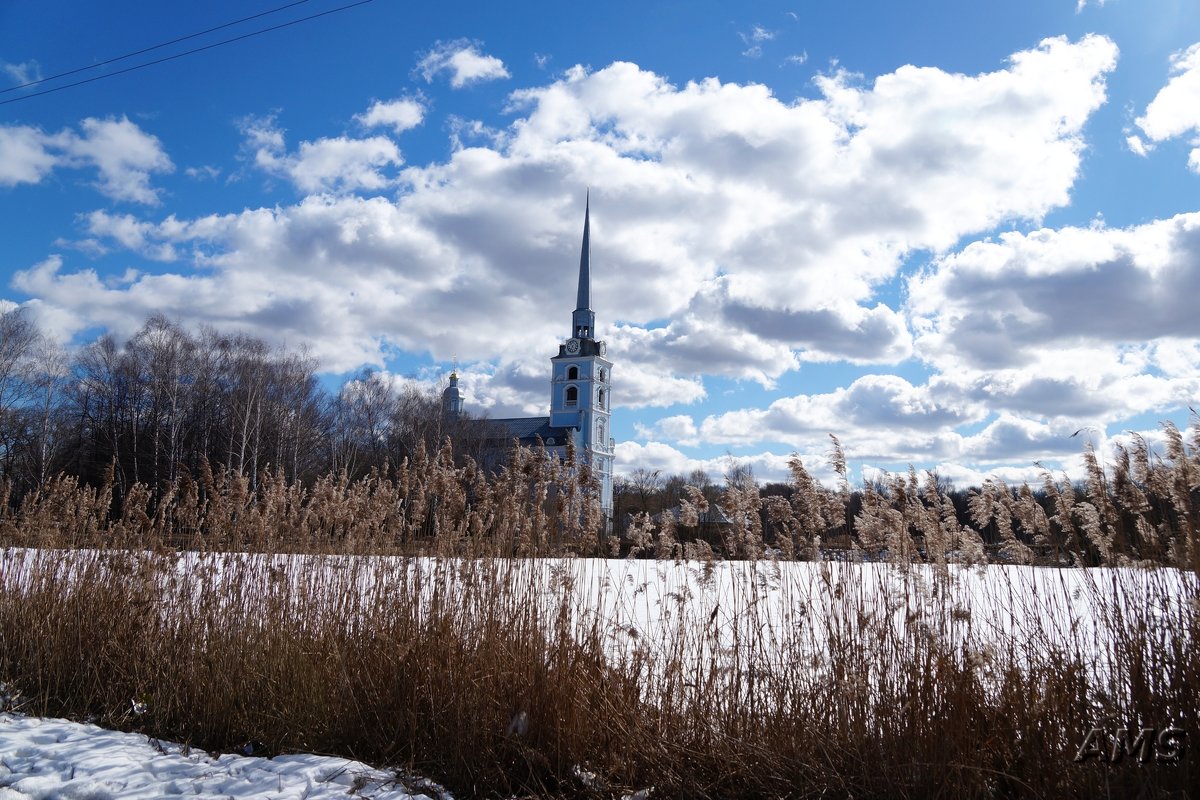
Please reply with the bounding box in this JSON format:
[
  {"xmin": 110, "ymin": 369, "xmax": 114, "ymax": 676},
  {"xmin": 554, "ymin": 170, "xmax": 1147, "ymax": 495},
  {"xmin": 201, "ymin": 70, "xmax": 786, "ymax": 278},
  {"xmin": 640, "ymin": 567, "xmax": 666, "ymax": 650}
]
[{"xmin": 1, "ymin": 425, "xmax": 1198, "ymax": 798}]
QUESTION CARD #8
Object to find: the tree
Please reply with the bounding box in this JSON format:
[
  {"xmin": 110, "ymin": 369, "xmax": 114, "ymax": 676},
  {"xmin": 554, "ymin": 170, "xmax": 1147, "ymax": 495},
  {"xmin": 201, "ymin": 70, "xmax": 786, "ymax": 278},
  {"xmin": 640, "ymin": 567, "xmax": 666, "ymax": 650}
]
[
  {"xmin": 623, "ymin": 467, "xmax": 662, "ymax": 514},
  {"xmin": 0, "ymin": 307, "xmax": 44, "ymax": 481},
  {"xmin": 330, "ymin": 369, "xmax": 398, "ymax": 479}
]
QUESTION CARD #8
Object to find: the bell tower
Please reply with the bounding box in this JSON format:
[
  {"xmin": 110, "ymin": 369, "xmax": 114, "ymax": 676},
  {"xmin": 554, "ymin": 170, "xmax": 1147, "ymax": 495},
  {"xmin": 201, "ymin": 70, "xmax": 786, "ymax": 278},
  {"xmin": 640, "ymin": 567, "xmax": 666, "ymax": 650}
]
[{"xmin": 549, "ymin": 194, "xmax": 613, "ymax": 520}]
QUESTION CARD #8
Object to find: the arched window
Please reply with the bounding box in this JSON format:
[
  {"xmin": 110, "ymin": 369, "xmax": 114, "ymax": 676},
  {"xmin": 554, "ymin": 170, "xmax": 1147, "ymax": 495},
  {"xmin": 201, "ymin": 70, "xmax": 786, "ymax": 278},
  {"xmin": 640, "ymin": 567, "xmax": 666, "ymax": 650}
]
[
  {"xmin": 568, "ymin": 366, "xmax": 579, "ymax": 380},
  {"xmin": 598, "ymin": 368, "xmax": 606, "ymax": 383},
  {"xmin": 597, "ymin": 389, "xmax": 606, "ymax": 408},
  {"xmin": 565, "ymin": 386, "xmax": 578, "ymax": 406}
]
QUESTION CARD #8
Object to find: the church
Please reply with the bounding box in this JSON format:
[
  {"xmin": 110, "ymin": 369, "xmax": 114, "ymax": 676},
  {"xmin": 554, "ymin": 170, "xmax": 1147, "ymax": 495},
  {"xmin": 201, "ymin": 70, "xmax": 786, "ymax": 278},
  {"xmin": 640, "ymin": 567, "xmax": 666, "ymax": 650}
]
[{"xmin": 442, "ymin": 198, "xmax": 614, "ymax": 521}]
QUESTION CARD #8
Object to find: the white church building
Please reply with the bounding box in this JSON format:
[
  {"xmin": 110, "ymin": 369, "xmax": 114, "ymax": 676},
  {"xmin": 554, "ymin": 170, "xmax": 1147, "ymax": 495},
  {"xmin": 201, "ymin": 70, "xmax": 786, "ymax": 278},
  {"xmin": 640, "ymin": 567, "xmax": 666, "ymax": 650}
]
[{"xmin": 442, "ymin": 198, "xmax": 614, "ymax": 520}]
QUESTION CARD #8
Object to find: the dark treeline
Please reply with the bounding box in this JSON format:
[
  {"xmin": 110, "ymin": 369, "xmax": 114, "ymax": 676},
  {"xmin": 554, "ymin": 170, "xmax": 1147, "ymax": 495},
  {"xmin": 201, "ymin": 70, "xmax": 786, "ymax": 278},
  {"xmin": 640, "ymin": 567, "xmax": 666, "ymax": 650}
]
[
  {"xmin": 4, "ymin": 307, "xmax": 1197, "ymax": 566},
  {"xmin": 0, "ymin": 309, "xmax": 480, "ymax": 506}
]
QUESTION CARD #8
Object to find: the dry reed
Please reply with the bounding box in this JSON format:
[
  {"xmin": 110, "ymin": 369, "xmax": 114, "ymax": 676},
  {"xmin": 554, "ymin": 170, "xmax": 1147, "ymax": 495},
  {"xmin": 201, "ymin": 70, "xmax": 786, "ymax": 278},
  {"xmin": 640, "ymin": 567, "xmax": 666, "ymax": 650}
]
[{"xmin": 1, "ymin": 425, "xmax": 1198, "ymax": 798}]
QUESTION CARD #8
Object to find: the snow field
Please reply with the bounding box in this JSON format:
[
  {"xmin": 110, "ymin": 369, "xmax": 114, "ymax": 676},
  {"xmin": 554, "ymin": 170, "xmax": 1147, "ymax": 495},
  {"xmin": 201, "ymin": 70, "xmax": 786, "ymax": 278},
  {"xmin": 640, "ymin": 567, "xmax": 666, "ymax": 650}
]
[{"xmin": 0, "ymin": 713, "xmax": 449, "ymax": 800}]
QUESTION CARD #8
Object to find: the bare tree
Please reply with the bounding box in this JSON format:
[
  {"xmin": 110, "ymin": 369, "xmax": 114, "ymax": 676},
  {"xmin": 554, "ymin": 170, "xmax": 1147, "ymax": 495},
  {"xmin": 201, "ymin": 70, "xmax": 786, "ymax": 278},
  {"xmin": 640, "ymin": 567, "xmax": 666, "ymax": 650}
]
[
  {"xmin": 23, "ymin": 337, "xmax": 70, "ymax": 487},
  {"xmin": 624, "ymin": 467, "xmax": 663, "ymax": 514},
  {"xmin": 330, "ymin": 369, "xmax": 399, "ymax": 479},
  {"xmin": 0, "ymin": 308, "xmax": 44, "ymax": 479}
]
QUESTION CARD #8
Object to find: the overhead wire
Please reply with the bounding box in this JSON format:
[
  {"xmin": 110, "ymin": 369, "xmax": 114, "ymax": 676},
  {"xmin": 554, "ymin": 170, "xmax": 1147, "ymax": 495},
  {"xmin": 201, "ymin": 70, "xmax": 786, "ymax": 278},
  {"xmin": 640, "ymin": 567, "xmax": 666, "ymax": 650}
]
[
  {"xmin": 1, "ymin": 0, "xmax": 315, "ymax": 94},
  {"xmin": 0, "ymin": 0, "xmax": 378, "ymax": 107}
]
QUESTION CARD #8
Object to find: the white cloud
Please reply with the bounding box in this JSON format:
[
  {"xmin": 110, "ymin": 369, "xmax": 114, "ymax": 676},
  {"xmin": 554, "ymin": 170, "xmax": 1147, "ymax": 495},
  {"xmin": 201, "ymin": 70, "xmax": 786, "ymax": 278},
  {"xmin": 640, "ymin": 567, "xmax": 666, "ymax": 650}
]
[
  {"xmin": 957, "ymin": 415, "xmax": 1085, "ymax": 462},
  {"xmin": 356, "ymin": 98, "xmax": 425, "ymax": 134},
  {"xmin": 642, "ymin": 415, "xmax": 700, "ymax": 446},
  {"xmin": 0, "ymin": 116, "xmax": 172, "ymax": 203},
  {"xmin": 80, "ymin": 210, "xmax": 197, "ymax": 261},
  {"xmin": 242, "ymin": 115, "xmax": 403, "ymax": 194},
  {"xmin": 0, "ymin": 125, "xmax": 60, "ymax": 186},
  {"xmin": 739, "ymin": 25, "xmax": 776, "ymax": 59},
  {"xmin": 1135, "ymin": 43, "xmax": 1200, "ymax": 172},
  {"xmin": 239, "ymin": 113, "xmax": 285, "ymax": 153},
  {"xmin": 614, "ymin": 440, "xmax": 799, "ymax": 483},
  {"xmin": 885, "ymin": 213, "xmax": 1200, "ymax": 451},
  {"xmin": 22, "ymin": 37, "xmax": 1121, "ymax": 419},
  {"xmin": 286, "ymin": 137, "xmax": 404, "ymax": 193},
  {"xmin": 2, "ymin": 59, "xmax": 42, "ymax": 86},
  {"xmin": 417, "ymin": 39, "xmax": 510, "ymax": 89},
  {"xmin": 1152, "ymin": 338, "xmax": 1200, "ymax": 377},
  {"xmin": 613, "ymin": 358, "xmax": 708, "ymax": 409},
  {"xmin": 185, "ymin": 165, "xmax": 221, "ymax": 181},
  {"xmin": 64, "ymin": 117, "xmax": 174, "ymax": 204},
  {"xmin": 749, "ymin": 25, "xmax": 776, "ymax": 42},
  {"xmin": 908, "ymin": 213, "xmax": 1200, "ymax": 368},
  {"xmin": 689, "ymin": 374, "xmax": 983, "ymax": 457}
]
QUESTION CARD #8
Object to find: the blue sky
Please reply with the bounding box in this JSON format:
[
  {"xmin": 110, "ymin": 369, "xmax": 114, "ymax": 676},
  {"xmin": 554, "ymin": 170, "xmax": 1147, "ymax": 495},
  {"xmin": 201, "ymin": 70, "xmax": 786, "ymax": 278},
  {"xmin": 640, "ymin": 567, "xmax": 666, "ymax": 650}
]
[{"xmin": 2, "ymin": 0, "xmax": 1199, "ymax": 486}]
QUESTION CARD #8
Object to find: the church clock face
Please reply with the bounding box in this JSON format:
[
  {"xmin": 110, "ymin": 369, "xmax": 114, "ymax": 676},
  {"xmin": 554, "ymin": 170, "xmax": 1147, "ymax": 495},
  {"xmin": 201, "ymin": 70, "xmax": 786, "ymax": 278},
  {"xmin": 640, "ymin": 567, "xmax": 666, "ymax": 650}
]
[{"xmin": 565, "ymin": 338, "xmax": 580, "ymax": 354}]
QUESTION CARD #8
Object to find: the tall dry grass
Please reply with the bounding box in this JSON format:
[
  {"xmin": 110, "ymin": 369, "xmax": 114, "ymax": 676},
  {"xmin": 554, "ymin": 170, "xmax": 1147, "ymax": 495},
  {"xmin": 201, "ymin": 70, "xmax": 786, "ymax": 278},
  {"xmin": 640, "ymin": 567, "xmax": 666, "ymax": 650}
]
[{"xmin": 1, "ymin": 424, "xmax": 1198, "ymax": 798}]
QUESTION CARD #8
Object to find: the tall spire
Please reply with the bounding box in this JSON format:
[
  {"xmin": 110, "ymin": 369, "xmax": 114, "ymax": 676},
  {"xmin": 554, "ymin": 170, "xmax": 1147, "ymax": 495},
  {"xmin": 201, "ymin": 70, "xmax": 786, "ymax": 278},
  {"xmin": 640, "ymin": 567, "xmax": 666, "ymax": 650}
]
[
  {"xmin": 576, "ymin": 190, "xmax": 591, "ymax": 312},
  {"xmin": 571, "ymin": 191, "xmax": 596, "ymax": 340}
]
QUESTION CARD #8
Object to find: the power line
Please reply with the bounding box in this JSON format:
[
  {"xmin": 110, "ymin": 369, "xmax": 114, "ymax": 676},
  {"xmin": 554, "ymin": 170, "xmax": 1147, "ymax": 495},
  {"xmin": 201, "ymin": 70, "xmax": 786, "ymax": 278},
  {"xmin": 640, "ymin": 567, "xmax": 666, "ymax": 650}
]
[
  {"xmin": 1, "ymin": 0, "xmax": 378, "ymax": 107},
  {"xmin": 1, "ymin": 0, "xmax": 315, "ymax": 95}
]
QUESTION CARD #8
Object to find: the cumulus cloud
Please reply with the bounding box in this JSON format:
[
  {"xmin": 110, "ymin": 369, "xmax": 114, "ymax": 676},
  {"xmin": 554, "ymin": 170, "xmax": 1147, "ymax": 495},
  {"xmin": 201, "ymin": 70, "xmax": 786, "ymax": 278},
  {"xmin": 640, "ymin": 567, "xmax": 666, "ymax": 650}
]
[
  {"xmin": 241, "ymin": 115, "xmax": 403, "ymax": 194},
  {"xmin": 614, "ymin": 358, "xmax": 708, "ymax": 409},
  {"xmin": 909, "ymin": 213, "xmax": 1200, "ymax": 367},
  {"xmin": 417, "ymin": 39, "xmax": 509, "ymax": 88},
  {"xmin": 684, "ymin": 374, "xmax": 982, "ymax": 457},
  {"xmin": 356, "ymin": 98, "xmax": 425, "ymax": 134},
  {"xmin": 644, "ymin": 375, "xmax": 1124, "ymax": 477},
  {"xmin": 22, "ymin": 37, "xmax": 1121, "ymax": 419},
  {"xmin": 895, "ymin": 213, "xmax": 1200, "ymax": 453},
  {"xmin": 81, "ymin": 211, "xmax": 185, "ymax": 261},
  {"xmin": 0, "ymin": 125, "xmax": 61, "ymax": 186},
  {"xmin": 0, "ymin": 116, "xmax": 172, "ymax": 202},
  {"xmin": 641, "ymin": 415, "xmax": 700, "ymax": 446},
  {"xmin": 65, "ymin": 117, "xmax": 174, "ymax": 204},
  {"xmin": 1134, "ymin": 43, "xmax": 1200, "ymax": 171}
]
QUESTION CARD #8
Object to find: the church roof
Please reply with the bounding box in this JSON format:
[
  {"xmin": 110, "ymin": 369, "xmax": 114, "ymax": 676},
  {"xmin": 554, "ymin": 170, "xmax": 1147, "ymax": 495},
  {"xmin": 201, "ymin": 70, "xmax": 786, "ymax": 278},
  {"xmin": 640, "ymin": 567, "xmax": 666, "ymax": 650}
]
[{"xmin": 486, "ymin": 416, "xmax": 576, "ymax": 445}]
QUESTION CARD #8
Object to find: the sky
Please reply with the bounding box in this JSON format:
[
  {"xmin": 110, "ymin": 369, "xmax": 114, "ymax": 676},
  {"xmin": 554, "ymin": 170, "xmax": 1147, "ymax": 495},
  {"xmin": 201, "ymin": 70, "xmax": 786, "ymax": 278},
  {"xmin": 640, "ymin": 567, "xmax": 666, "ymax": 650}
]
[{"xmin": 2, "ymin": 0, "xmax": 1199, "ymax": 487}]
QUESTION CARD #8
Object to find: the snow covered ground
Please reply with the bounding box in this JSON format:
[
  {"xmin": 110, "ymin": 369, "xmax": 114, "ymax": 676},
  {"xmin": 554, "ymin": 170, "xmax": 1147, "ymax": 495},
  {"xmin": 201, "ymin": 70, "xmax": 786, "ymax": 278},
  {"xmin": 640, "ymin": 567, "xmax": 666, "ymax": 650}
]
[{"xmin": 0, "ymin": 714, "xmax": 450, "ymax": 800}]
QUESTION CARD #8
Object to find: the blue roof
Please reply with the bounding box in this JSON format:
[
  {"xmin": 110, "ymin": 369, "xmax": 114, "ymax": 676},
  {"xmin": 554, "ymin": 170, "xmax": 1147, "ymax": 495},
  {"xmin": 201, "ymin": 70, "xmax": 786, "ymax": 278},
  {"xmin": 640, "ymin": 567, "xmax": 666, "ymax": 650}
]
[{"xmin": 486, "ymin": 416, "xmax": 575, "ymax": 445}]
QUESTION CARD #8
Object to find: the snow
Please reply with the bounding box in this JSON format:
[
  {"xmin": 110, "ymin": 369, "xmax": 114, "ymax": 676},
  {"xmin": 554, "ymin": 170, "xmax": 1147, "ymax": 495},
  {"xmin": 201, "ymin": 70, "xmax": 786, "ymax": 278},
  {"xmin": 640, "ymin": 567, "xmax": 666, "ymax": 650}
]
[{"xmin": 0, "ymin": 714, "xmax": 450, "ymax": 800}]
